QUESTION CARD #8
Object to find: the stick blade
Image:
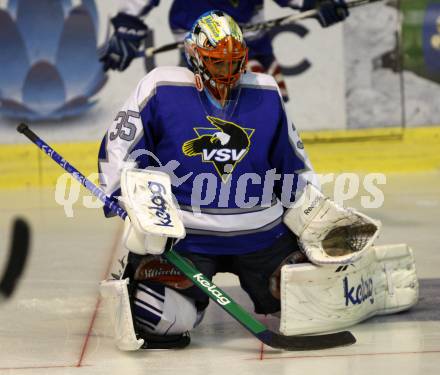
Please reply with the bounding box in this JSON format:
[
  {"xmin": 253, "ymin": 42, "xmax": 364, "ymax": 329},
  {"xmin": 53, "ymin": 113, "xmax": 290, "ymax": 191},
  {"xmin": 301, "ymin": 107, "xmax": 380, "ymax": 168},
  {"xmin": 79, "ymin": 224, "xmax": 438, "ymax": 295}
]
[
  {"xmin": 258, "ymin": 330, "xmax": 356, "ymax": 351},
  {"xmin": 0, "ymin": 218, "xmax": 31, "ymax": 298}
]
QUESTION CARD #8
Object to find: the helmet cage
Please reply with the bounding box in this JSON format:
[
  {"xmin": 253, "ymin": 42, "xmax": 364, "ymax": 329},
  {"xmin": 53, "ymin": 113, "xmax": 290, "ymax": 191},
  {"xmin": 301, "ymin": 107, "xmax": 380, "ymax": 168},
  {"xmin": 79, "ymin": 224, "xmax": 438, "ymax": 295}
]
[{"xmin": 196, "ymin": 36, "xmax": 248, "ymax": 88}]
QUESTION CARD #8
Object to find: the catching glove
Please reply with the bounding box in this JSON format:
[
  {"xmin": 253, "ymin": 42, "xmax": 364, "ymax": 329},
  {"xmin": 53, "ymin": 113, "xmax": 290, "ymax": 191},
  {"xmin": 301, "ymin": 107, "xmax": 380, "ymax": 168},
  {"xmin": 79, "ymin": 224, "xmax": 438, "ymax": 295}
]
[{"xmin": 283, "ymin": 183, "xmax": 381, "ymax": 265}]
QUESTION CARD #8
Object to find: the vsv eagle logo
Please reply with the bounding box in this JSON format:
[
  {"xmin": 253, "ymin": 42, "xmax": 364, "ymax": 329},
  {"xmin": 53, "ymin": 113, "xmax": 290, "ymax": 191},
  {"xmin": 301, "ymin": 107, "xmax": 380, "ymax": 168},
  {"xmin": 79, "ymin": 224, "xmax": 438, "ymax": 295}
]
[{"xmin": 182, "ymin": 116, "xmax": 254, "ymax": 182}]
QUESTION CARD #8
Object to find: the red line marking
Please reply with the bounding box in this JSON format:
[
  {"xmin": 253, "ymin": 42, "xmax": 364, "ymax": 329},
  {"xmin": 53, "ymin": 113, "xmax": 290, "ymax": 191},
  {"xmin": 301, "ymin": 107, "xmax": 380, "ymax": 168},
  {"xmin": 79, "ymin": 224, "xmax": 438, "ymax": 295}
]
[
  {"xmin": 76, "ymin": 223, "xmax": 124, "ymax": 367},
  {"xmin": 259, "ymin": 341, "xmax": 265, "ymax": 361},
  {"xmin": 258, "ymin": 315, "xmax": 268, "ymax": 361},
  {"xmin": 246, "ymin": 349, "xmax": 440, "ymax": 361},
  {"xmin": 76, "ymin": 298, "xmax": 102, "ymax": 367}
]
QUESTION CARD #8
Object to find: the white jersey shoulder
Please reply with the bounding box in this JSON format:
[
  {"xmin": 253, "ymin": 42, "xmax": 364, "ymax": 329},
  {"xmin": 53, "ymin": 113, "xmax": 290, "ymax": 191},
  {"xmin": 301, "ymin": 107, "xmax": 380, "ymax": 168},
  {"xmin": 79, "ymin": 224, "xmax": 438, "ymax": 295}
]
[
  {"xmin": 145, "ymin": 66, "xmax": 195, "ymax": 85},
  {"xmin": 240, "ymin": 71, "xmax": 284, "ymax": 101},
  {"xmin": 133, "ymin": 66, "xmax": 195, "ymax": 108},
  {"xmin": 240, "ymin": 71, "xmax": 280, "ymax": 91}
]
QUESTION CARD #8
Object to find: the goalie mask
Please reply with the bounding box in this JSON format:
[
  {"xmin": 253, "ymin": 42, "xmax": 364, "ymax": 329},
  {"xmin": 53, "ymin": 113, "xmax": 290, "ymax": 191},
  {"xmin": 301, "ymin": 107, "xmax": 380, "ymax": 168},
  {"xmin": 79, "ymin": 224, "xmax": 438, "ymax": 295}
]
[{"xmin": 184, "ymin": 10, "xmax": 248, "ymax": 107}]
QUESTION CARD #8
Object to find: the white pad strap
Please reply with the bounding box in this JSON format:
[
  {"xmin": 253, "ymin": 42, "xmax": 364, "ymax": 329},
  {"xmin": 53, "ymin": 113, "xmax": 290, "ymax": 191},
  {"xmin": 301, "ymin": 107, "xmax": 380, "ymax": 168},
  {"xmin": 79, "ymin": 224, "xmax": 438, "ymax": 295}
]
[
  {"xmin": 279, "ymin": 244, "xmax": 419, "ymax": 335},
  {"xmin": 121, "ymin": 168, "xmax": 185, "ymax": 255},
  {"xmin": 283, "ymin": 183, "xmax": 381, "ymax": 265},
  {"xmin": 100, "ymin": 279, "xmax": 144, "ymax": 351}
]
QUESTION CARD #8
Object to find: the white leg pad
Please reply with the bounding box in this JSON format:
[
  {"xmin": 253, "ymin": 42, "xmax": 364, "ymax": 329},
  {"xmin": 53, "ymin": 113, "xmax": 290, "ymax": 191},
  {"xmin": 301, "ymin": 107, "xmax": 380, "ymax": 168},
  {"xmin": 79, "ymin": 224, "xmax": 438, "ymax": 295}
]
[
  {"xmin": 99, "ymin": 278, "xmax": 144, "ymax": 351},
  {"xmin": 280, "ymin": 244, "xmax": 419, "ymax": 335}
]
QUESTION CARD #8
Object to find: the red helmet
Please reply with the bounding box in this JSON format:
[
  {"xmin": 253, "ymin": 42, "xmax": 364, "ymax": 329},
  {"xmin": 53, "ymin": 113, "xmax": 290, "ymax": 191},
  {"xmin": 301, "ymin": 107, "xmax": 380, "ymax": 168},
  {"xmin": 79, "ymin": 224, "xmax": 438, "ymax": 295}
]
[{"xmin": 184, "ymin": 10, "xmax": 248, "ymax": 106}]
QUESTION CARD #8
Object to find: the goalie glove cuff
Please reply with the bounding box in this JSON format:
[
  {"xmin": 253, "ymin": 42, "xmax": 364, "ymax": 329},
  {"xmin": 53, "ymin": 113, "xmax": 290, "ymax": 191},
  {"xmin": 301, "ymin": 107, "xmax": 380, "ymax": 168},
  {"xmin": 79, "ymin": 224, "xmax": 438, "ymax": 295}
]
[
  {"xmin": 123, "ymin": 217, "xmax": 167, "ymax": 255},
  {"xmin": 283, "ymin": 183, "xmax": 327, "ymax": 237}
]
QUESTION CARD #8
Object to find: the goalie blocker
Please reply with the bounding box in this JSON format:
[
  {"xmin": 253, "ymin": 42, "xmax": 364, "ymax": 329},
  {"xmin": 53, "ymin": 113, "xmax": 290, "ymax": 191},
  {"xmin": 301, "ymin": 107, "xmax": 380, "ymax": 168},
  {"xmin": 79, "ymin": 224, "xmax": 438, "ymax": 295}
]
[
  {"xmin": 279, "ymin": 243, "xmax": 419, "ymax": 335},
  {"xmin": 120, "ymin": 168, "xmax": 185, "ymax": 255}
]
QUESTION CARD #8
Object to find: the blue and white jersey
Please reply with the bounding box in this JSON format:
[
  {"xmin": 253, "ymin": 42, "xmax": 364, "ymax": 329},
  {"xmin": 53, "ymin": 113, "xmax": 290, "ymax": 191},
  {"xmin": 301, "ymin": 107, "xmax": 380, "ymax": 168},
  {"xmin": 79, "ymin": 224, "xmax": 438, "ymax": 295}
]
[{"xmin": 98, "ymin": 66, "xmax": 317, "ymax": 255}]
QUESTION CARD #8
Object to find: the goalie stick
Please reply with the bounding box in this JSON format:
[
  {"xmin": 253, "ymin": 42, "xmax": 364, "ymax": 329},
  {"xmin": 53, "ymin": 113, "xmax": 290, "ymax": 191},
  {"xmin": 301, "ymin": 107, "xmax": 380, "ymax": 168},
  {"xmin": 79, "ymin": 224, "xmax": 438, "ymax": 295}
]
[
  {"xmin": 0, "ymin": 218, "xmax": 30, "ymax": 300},
  {"xmin": 140, "ymin": 0, "xmax": 383, "ymax": 58},
  {"xmin": 17, "ymin": 123, "xmax": 356, "ymax": 351}
]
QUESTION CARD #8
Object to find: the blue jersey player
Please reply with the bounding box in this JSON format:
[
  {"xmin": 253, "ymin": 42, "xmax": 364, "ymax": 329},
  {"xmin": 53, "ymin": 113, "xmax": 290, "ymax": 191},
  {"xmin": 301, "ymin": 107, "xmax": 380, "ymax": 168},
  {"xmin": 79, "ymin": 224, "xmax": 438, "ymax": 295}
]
[
  {"xmin": 99, "ymin": 10, "xmax": 317, "ymax": 350},
  {"xmin": 99, "ymin": 0, "xmax": 349, "ymax": 101},
  {"xmin": 98, "ymin": 10, "xmax": 416, "ymax": 352}
]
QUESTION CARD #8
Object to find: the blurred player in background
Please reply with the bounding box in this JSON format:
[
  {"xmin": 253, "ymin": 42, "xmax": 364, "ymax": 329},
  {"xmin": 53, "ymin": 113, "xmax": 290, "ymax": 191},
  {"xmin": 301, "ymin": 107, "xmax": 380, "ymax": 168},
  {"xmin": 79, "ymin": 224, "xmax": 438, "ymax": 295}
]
[{"xmin": 100, "ymin": 0, "xmax": 349, "ymax": 101}]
